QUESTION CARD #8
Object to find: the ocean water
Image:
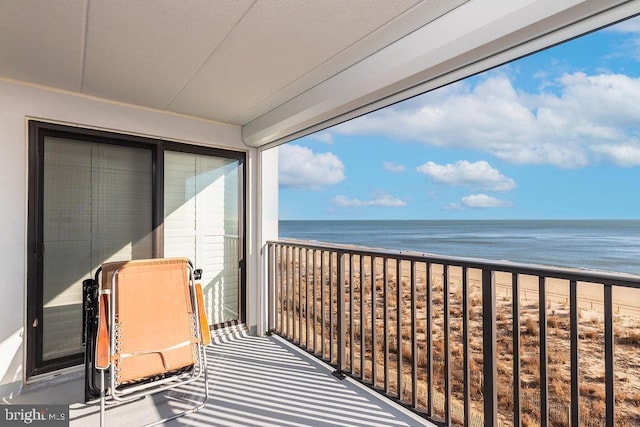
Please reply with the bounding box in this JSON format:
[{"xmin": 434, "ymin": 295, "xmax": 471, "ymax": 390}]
[{"xmin": 279, "ymin": 220, "xmax": 640, "ymax": 276}]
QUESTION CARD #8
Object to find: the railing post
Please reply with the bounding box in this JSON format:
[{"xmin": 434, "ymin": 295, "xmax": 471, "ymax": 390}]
[
  {"xmin": 304, "ymin": 248, "xmax": 309, "ymax": 347},
  {"xmin": 321, "ymin": 250, "xmax": 326, "ymax": 358},
  {"xmin": 313, "ymin": 249, "xmax": 318, "ymax": 353},
  {"xmin": 512, "ymin": 272, "xmax": 521, "ymax": 426},
  {"xmin": 539, "ymin": 276, "xmax": 548, "ymax": 427},
  {"xmin": 482, "ymin": 268, "xmax": 497, "ymax": 427},
  {"xmin": 462, "ymin": 267, "xmax": 470, "ymax": 426},
  {"xmin": 604, "ymin": 283, "xmax": 615, "ymax": 427},
  {"xmin": 350, "ymin": 254, "xmax": 355, "ymax": 374},
  {"xmin": 297, "ymin": 247, "xmax": 302, "ymax": 345},
  {"xmin": 286, "ymin": 246, "xmax": 291, "ymax": 339},
  {"xmin": 334, "ymin": 250, "xmax": 346, "ymax": 379},
  {"xmin": 443, "ymin": 264, "xmax": 451, "ymax": 424},
  {"xmin": 410, "ymin": 260, "xmax": 418, "ymax": 409},
  {"xmin": 371, "ymin": 256, "xmax": 377, "ymax": 387},
  {"xmin": 267, "ymin": 243, "xmax": 274, "ymax": 333},
  {"xmin": 383, "ymin": 257, "xmax": 390, "ymax": 394},
  {"xmin": 329, "ymin": 252, "xmax": 334, "ymax": 364},
  {"xmin": 570, "ymin": 280, "xmax": 579, "ymax": 427},
  {"xmin": 426, "ymin": 262, "xmax": 433, "ymax": 417},
  {"xmin": 396, "ymin": 258, "xmax": 402, "ymax": 401},
  {"xmin": 279, "ymin": 245, "xmax": 284, "ymax": 335},
  {"xmin": 360, "ymin": 254, "xmax": 365, "ymax": 380}
]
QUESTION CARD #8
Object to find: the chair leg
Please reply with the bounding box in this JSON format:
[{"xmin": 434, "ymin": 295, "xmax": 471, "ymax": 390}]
[
  {"xmin": 100, "ymin": 369, "xmax": 106, "ymax": 427},
  {"xmin": 143, "ymin": 347, "xmax": 210, "ymax": 427}
]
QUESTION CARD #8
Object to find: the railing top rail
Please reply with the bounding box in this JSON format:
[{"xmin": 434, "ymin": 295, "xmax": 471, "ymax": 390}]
[{"xmin": 268, "ymin": 239, "xmax": 640, "ymax": 289}]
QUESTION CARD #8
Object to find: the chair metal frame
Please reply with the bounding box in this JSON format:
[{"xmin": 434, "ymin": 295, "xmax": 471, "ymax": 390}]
[{"xmin": 83, "ymin": 258, "xmax": 210, "ymax": 427}]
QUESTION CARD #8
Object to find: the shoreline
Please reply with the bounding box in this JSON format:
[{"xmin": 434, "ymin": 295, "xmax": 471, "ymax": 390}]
[{"xmin": 279, "ymin": 219, "xmax": 640, "ymax": 276}]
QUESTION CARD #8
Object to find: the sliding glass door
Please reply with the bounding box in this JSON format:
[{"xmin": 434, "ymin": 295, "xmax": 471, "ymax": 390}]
[
  {"xmin": 27, "ymin": 122, "xmax": 245, "ymax": 377},
  {"xmin": 164, "ymin": 151, "xmax": 241, "ymax": 325},
  {"xmin": 32, "ymin": 136, "xmax": 154, "ymax": 372}
]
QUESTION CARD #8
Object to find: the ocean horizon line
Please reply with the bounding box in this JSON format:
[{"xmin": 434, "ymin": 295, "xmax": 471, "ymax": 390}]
[{"xmin": 279, "ymin": 219, "xmax": 640, "ymax": 275}]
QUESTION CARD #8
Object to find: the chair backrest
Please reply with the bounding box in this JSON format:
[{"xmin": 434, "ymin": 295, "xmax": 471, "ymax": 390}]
[{"xmin": 103, "ymin": 258, "xmax": 198, "ymax": 384}]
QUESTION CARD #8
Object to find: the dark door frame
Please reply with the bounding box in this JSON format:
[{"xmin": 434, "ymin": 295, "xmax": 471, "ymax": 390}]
[{"xmin": 27, "ymin": 121, "xmax": 247, "ymax": 378}]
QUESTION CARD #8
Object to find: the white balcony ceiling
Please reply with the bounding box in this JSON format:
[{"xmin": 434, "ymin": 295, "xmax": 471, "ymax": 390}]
[{"xmin": 0, "ymin": 0, "xmax": 638, "ymax": 147}]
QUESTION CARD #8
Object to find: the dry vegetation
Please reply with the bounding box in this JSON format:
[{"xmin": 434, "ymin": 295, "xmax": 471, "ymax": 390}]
[{"xmin": 276, "ymin": 250, "xmax": 640, "ymax": 426}]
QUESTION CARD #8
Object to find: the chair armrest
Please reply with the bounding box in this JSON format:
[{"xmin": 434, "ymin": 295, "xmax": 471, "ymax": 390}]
[
  {"xmin": 95, "ymin": 293, "xmax": 110, "ymax": 369},
  {"xmin": 195, "ymin": 284, "xmax": 211, "ymax": 346}
]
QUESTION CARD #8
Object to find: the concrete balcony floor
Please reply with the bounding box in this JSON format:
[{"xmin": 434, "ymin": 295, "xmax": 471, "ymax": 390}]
[{"xmin": 6, "ymin": 330, "xmax": 432, "ymax": 427}]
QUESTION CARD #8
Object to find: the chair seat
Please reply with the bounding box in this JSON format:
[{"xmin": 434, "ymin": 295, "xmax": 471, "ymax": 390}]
[{"xmin": 83, "ymin": 257, "xmax": 210, "ymax": 427}]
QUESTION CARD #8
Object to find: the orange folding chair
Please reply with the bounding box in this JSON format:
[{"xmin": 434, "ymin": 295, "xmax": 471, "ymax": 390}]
[{"xmin": 83, "ymin": 258, "xmax": 211, "ymax": 426}]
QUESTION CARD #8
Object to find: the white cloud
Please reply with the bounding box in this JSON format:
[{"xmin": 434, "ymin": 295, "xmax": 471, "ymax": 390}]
[
  {"xmin": 334, "ymin": 72, "xmax": 640, "ymax": 168},
  {"xmin": 446, "ymin": 194, "xmax": 513, "ymax": 210},
  {"xmin": 309, "ymin": 131, "xmax": 334, "ymax": 144},
  {"xmin": 333, "ymin": 192, "xmax": 406, "ymax": 208},
  {"xmin": 279, "ymin": 144, "xmax": 345, "ymax": 190},
  {"xmin": 417, "ymin": 160, "xmax": 515, "ymax": 192},
  {"xmin": 591, "ymin": 144, "xmax": 640, "ymax": 167},
  {"xmin": 383, "ymin": 161, "xmax": 406, "ymax": 173}
]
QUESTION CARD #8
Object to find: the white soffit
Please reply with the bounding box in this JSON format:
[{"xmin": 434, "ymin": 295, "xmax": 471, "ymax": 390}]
[
  {"xmin": 0, "ymin": 0, "xmax": 86, "ymax": 91},
  {"xmin": 82, "ymin": 0, "xmax": 254, "ymax": 108},
  {"xmin": 244, "ymin": 0, "xmax": 640, "ymax": 148},
  {"xmin": 2, "ymin": 0, "xmax": 638, "ymax": 149},
  {"xmin": 0, "ymin": 0, "xmax": 467, "ymax": 126},
  {"xmin": 166, "ymin": 0, "xmax": 428, "ymax": 123},
  {"xmin": 0, "ymin": 0, "xmax": 464, "ymax": 128}
]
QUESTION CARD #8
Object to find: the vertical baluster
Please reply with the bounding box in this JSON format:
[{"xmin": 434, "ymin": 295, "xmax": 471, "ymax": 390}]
[
  {"xmin": 278, "ymin": 245, "xmax": 283, "ymax": 334},
  {"xmin": 336, "ymin": 251, "xmax": 346, "ymax": 378},
  {"xmin": 287, "ymin": 246, "xmax": 292, "ymax": 339},
  {"xmin": 384, "ymin": 257, "xmax": 390, "ymax": 394},
  {"xmin": 268, "ymin": 243, "xmax": 274, "ymax": 333},
  {"xmin": 313, "ymin": 249, "xmax": 318, "ymax": 354},
  {"xmin": 443, "ymin": 265, "xmax": 451, "ymax": 424},
  {"xmin": 411, "ymin": 260, "xmax": 418, "ymax": 409},
  {"xmin": 570, "ymin": 280, "xmax": 579, "ymax": 426},
  {"xmin": 482, "ymin": 268, "xmax": 497, "ymax": 427},
  {"xmin": 462, "ymin": 267, "xmax": 470, "ymax": 426},
  {"xmin": 292, "ymin": 247, "xmax": 296, "ymax": 341},
  {"xmin": 321, "ymin": 250, "xmax": 326, "ymax": 358},
  {"xmin": 427, "ymin": 262, "xmax": 433, "ymax": 417},
  {"xmin": 350, "ymin": 254, "xmax": 355, "ymax": 374},
  {"xmin": 604, "ymin": 283, "xmax": 615, "ymax": 426},
  {"xmin": 330, "ymin": 252, "xmax": 334, "ymax": 364},
  {"xmin": 512, "ymin": 272, "xmax": 521, "ymax": 426},
  {"xmin": 360, "ymin": 254, "xmax": 365, "ymax": 380},
  {"xmin": 372, "ymin": 256, "xmax": 377, "ymax": 387},
  {"xmin": 305, "ymin": 248, "xmax": 310, "ymax": 348},
  {"xmin": 539, "ymin": 276, "xmax": 548, "ymax": 427},
  {"xmin": 396, "ymin": 258, "xmax": 402, "ymax": 400},
  {"xmin": 349, "ymin": 253, "xmax": 354, "ymax": 373},
  {"xmin": 297, "ymin": 247, "xmax": 302, "ymax": 344}
]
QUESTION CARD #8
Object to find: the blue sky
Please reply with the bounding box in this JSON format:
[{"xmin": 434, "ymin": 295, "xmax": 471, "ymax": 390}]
[{"xmin": 278, "ymin": 17, "xmax": 640, "ymax": 220}]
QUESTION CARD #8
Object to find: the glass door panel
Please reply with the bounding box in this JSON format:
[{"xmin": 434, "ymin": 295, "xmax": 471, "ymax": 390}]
[
  {"xmin": 41, "ymin": 137, "xmax": 153, "ymax": 362},
  {"xmin": 164, "ymin": 151, "xmax": 240, "ymax": 325}
]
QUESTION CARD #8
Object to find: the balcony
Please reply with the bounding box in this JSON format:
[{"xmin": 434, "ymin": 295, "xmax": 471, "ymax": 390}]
[
  {"xmin": 266, "ymin": 240, "xmax": 640, "ymax": 427},
  {"xmin": 7, "ymin": 327, "xmax": 429, "ymax": 426},
  {"xmin": 5, "ymin": 238, "xmax": 638, "ymax": 427}
]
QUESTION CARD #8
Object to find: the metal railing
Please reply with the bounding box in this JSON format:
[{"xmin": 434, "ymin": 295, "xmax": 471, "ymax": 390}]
[{"xmin": 266, "ymin": 239, "xmax": 640, "ymax": 427}]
